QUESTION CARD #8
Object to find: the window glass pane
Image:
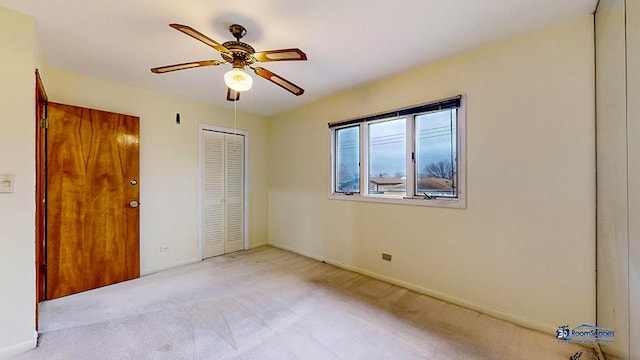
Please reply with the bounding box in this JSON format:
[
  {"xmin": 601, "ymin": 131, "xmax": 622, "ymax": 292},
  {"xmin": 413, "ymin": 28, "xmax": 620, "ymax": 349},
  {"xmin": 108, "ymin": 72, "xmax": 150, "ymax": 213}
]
[
  {"xmin": 368, "ymin": 118, "xmax": 406, "ymax": 197},
  {"xmin": 416, "ymin": 109, "xmax": 457, "ymax": 197},
  {"xmin": 335, "ymin": 126, "xmax": 360, "ymax": 193}
]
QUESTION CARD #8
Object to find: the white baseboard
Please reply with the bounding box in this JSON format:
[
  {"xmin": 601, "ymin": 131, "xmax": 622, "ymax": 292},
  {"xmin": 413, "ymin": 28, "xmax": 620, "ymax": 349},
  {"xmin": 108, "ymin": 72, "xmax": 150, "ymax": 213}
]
[
  {"xmin": 270, "ymin": 242, "xmax": 558, "ymax": 336},
  {"xmin": 141, "ymin": 258, "xmax": 200, "ymax": 276},
  {"xmin": 0, "ymin": 330, "xmax": 37, "ymax": 360},
  {"xmin": 249, "ymin": 241, "xmax": 268, "ymax": 249},
  {"xmin": 142, "ymin": 245, "xmax": 270, "ymax": 276}
]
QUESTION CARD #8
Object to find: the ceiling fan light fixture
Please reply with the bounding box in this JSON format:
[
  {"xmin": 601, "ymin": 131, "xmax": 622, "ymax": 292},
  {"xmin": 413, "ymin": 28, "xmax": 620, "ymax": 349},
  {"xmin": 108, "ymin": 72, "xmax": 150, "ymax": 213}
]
[
  {"xmin": 224, "ymin": 68, "xmax": 253, "ymax": 92},
  {"xmin": 152, "ymin": 23, "xmax": 306, "ymax": 99}
]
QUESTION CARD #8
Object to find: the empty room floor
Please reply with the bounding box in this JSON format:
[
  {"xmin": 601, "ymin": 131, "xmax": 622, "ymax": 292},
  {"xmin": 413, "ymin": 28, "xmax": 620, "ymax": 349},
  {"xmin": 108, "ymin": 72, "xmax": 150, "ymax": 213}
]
[{"xmin": 14, "ymin": 246, "xmax": 592, "ymax": 360}]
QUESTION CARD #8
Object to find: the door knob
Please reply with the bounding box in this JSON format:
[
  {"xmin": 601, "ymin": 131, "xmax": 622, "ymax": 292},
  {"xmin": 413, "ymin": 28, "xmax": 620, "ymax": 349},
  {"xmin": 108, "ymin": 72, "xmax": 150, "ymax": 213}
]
[{"xmin": 129, "ymin": 200, "xmax": 140, "ymax": 208}]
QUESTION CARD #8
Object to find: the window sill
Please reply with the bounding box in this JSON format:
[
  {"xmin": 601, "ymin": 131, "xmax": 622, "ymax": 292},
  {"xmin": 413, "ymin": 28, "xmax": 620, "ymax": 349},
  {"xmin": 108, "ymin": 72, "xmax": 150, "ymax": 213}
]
[{"xmin": 328, "ymin": 193, "xmax": 466, "ymax": 209}]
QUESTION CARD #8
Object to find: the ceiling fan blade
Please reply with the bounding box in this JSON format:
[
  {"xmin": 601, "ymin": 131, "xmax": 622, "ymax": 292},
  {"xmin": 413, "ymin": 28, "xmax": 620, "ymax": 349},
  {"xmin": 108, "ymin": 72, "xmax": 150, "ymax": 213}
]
[
  {"xmin": 150, "ymin": 60, "xmax": 223, "ymax": 73},
  {"xmin": 252, "ymin": 67, "xmax": 305, "ymax": 96},
  {"xmin": 169, "ymin": 23, "xmax": 230, "ymax": 53},
  {"xmin": 227, "ymin": 88, "xmax": 240, "ymax": 102},
  {"xmin": 252, "ymin": 48, "xmax": 307, "ymax": 62}
]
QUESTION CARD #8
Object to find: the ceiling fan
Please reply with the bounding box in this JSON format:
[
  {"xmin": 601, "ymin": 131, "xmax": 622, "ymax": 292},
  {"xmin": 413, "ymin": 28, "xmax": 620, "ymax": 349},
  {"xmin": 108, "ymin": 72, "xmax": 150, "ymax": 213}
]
[{"xmin": 151, "ymin": 23, "xmax": 307, "ymax": 101}]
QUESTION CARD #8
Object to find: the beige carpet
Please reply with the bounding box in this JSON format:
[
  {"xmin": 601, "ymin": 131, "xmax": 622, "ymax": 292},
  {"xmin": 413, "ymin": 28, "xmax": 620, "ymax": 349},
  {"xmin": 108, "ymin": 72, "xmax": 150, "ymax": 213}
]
[{"xmin": 14, "ymin": 246, "xmax": 592, "ymax": 359}]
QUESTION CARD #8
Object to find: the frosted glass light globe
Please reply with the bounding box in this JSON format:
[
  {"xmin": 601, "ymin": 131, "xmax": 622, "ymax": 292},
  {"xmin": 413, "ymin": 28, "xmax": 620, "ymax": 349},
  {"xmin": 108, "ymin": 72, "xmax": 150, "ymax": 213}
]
[{"xmin": 224, "ymin": 68, "xmax": 253, "ymax": 92}]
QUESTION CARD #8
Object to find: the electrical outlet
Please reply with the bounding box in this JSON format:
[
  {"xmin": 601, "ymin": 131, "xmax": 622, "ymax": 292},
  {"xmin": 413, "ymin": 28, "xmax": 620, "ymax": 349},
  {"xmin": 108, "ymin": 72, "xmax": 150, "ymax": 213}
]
[
  {"xmin": 382, "ymin": 253, "xmax": 392, "ymax": 261},
  {"xmin": 0, "ymin": 174, "xmax": 15, "ymax": 193},
  {"xmin": 160, "ymin": 246, "xmax": 169, "ymax": 252}
]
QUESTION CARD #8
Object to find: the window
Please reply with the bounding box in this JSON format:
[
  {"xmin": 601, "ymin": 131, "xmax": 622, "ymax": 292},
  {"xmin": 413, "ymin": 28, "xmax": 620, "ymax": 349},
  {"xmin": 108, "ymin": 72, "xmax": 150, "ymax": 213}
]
[
  {"xmin": 335, "ymin": 126, "xmax": 360, "ymax": 193},
  {"xmin": 415, "ymin": 109, "xmax": 457, "ymax": 198},
  {"xmin": 368, "ymin": 118, "xmax": 406, "ymax": 197},
  {"xmin": 329, "ymin": 95, "xmax": 465, "ymax": 208}
]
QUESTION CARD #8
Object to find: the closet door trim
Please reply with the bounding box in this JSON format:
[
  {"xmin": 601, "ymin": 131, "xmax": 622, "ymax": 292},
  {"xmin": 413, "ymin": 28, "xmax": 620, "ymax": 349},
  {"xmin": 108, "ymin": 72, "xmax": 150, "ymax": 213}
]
[{"xmin": 198, "ymin": 124, "xmax": 249, "ymax": 260}]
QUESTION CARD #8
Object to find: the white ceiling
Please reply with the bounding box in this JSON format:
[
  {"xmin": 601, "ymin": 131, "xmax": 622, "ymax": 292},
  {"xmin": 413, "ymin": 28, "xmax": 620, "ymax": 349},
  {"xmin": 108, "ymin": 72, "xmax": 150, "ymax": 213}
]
[{"xmin": 0, "ymin": 0, "xmax": 597, "ymax": 116}]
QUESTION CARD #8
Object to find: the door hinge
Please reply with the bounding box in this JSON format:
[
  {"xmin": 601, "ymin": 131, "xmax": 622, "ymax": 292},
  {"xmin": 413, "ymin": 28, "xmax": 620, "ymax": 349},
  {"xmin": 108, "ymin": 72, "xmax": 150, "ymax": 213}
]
[
  {"xmin": 40, "ymin": 117, "xmax": 48, "ymax": 129},
  {"xmin": 40, "ymin": 263, "xmax": 47, "ymax": 273}
]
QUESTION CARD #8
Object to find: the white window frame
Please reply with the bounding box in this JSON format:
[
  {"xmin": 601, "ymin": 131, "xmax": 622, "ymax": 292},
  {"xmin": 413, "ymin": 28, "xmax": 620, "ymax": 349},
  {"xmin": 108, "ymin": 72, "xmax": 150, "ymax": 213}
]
[{"xmin": 329, "ymin": 96, "xmax": 466, "ymax": 209}]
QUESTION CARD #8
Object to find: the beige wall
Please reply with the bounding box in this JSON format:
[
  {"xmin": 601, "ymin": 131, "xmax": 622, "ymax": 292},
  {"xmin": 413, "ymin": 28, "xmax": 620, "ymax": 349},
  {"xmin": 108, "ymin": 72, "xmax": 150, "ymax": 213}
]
[
  {"xmin": 596, "ymin": 1, "xmax": 630, "ymax": 358},
  {"xmin": 42, "ymin": 68, "xmax": 270, "ymax": 275},
  {"xmin": 628, "ymin": 1, "xmax": 640, "ymax": 356},
  {"xmin": 0, "ymin": 6, "xmax": 37, "ymax": 359},
  {"xmin": 268, "ymin": 16, "xmax": 596, "ymax": 333},
  {"xmin": 596, "ymin": 0, "xmax": 640, "ymax": 358}
]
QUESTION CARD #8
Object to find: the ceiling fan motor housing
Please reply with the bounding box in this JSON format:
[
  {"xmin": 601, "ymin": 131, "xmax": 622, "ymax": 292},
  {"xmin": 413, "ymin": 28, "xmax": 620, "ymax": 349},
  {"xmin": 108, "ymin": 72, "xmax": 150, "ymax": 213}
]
[
  {"xmin": 221, "ymin": 24, "xmax": 255, "ymax": 68},
  {"xmin": 221, "ymin": 41, "xmax": 256, "ymax": 68}
]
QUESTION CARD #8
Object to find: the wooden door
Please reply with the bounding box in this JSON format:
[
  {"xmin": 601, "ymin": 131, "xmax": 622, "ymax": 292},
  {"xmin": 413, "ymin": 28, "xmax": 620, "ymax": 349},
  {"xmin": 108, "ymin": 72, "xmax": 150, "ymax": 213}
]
[
  {"xmin": 46, "ymin": 103, "xmax": 140, "ymax": 299},
  {"xmin": 202, "ymin": 130, "xmax": 245, "ymax": 258}
]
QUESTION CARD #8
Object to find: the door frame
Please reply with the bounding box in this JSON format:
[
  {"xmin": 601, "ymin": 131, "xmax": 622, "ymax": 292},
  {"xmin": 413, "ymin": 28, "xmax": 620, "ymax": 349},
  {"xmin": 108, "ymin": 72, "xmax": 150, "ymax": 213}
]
[
  {"xmin": 35, "ymin": 69, "xmax": 48, "ymax": 328},
  {"xmin": 198, "ymin": 124, "xmax": 249, "ymax": 260}
]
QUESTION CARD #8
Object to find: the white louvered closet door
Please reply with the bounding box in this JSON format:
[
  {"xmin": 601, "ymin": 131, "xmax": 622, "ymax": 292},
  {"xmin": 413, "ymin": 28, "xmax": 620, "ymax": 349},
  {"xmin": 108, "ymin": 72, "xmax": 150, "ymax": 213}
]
[
  {"xmin": 203, "ymin": 131, "xmax": 225, "ymax": 258},
  {"xmin": 202, "ymin": 130, "xmax": 245, "ymax": 259},
  {"xmin": 224, "ymin": 133, "xmax": 244, "ymax": 253}
]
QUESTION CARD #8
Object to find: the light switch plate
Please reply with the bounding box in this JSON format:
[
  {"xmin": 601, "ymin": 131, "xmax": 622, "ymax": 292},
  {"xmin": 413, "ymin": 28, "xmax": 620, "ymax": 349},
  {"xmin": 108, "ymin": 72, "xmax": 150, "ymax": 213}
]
[{"xmin": 0, "ymin": 174, "xmax": 16, "ymax": 193}]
